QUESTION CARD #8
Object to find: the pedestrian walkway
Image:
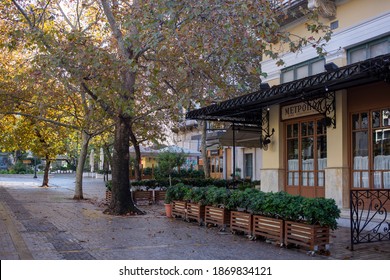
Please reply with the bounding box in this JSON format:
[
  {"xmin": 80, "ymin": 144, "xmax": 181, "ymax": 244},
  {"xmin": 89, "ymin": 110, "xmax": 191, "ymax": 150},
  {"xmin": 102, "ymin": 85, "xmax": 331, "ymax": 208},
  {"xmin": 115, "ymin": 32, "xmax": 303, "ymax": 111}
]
[{"xmin": 0, "ymin": 174, "xmax": 389, "ymax": 260}]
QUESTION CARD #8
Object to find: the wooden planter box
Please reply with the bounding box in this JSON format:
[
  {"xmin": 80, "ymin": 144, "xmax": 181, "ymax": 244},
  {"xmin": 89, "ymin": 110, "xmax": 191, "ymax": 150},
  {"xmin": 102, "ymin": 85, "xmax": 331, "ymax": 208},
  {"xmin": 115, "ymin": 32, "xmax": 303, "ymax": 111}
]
[
  {"xmin": 154, "ymin": 190, "xmax": 166, "ymax": 204},
  {"xmin": 230, "ymin": 211, "xmax": 253, "ymax": 236},
  {"xmin": 204, "ymin": 206, "xmax": 230, "ymax": 230},
  {"xmin": 105, "ymin": 190, "xmax": 112, "ymax": 204},
  {"xmin": 172, "ymin": 200, "xmax": 187, "ymax": 218},
  {"xmin": 253, "ymin": 215, "xmax": 284, "ymax": 245},
  {"xmin": 186, "ymin": 203, "xmax": 205, "ymax": 225},
  {"xmin": 284, "ymin": 220, "xmax": 330, "ymax": 251},
  {"xmin": 132, "ymin": 190, "xmax": 153, "ymax": 205}
]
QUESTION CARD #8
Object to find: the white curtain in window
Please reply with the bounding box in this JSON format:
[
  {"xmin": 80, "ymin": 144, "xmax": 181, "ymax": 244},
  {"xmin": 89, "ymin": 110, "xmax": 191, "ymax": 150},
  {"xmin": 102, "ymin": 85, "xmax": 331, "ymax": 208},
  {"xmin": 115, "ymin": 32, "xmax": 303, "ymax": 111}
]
[
  {"xmin": 318, "ymin": 158, "xmax": 327, "ymax": 187},
  {"xmin": 302, "ymin": 159, "xmax": 314, "ymax": 186},
  {"xmin": 353, "ymin": 156, "xmax": 369, "ymax": 188},
  {"xmin": 288, "ymin": 159, "xmax": 299, "ymax": 185},
  {"xmin": 374, "ymin": 155, "xmax": 390, "ymax": 189}
]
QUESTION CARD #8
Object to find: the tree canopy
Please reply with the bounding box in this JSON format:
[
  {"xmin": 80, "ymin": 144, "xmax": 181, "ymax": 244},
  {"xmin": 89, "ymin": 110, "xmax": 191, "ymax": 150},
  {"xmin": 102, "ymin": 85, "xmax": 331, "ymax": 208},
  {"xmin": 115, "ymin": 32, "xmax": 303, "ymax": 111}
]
[{"xmin": 0, "ymin": 0, "xmax": 332, "ymax": 214}]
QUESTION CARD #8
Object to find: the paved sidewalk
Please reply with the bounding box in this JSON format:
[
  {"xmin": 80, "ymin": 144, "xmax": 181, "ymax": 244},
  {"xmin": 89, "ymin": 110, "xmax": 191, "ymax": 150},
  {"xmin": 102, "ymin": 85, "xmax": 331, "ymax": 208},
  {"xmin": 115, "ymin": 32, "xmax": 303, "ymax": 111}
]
[{"xmin": 0, "ymin": 174, "xmax": 389, "ymax": 260}]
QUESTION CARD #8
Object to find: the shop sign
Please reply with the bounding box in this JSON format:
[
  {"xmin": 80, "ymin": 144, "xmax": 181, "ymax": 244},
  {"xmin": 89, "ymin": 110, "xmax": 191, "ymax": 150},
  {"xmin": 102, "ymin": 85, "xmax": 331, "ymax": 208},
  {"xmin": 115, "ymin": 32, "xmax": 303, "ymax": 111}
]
[
  {"xmin": 210, "ymin": 150, "xmax": 220, "ymax": 156},
  {"xmin": 281, "ymin": 99, "xmax": 328, "ymax": 120}
]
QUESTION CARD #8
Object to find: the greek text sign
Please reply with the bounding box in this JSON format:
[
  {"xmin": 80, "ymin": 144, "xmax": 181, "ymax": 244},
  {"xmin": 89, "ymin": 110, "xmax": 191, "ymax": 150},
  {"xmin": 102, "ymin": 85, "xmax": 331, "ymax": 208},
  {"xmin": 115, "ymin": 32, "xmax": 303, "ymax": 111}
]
[{"xmin": 281, "ymin": 99, "xmax": 327, "ymax": 120}]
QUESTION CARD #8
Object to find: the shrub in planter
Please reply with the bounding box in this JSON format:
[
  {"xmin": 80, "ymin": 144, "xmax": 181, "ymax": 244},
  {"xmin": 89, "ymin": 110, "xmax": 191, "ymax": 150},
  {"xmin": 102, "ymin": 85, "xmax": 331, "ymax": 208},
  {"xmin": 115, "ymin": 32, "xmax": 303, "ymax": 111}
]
[
  {"xmin": 301, "ymin": 197, "xmax": 340, "ymax": 230},
  {"xmin": 184, "ymin": 187, "xmax": 208, "ymax": 205},
  {"xmin": 261, "ymin": 192, "xmax": 304, "ymax": 221},
  {"xmin": 226, "ymin": 188, "xmax": 259, "ymax": 211},
  {"xmin": 249, "ymin": 191, "xmax": 284, "ymax": 244},
  {"xmin": 204, "ymin": 186, "xmax": 230, "ymax": 207},
  {"xmin": 184, "ymin": 187, "xmax": 208, "ymax": 224},
  {"xmin": 165, "ymin": 183, "xmax": 191, "ymax": 219},
  {"xmin": 283, "ymin": 196, "xmax": 340, "ymax": 251},
  {"xmin": 203, "ymin": 186, "xmax": 231, "ymax": 229},
  {"xmin": 164, "ymin": 183, "xmax": 190, "ymax": 204}
]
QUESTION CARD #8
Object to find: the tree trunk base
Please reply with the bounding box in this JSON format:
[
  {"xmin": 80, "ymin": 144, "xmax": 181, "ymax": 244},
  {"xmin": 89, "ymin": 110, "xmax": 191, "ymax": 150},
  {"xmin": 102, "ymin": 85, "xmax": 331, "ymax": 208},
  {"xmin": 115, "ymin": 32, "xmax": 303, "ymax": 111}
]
[{"xmin": 73, "ymin": 195, "xmax": 84, "ymax": 200}]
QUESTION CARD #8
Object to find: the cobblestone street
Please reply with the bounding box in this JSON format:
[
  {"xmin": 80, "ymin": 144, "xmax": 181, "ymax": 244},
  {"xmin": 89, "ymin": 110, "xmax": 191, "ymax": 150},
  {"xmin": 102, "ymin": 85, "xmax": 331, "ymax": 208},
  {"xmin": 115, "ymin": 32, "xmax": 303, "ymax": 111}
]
[{"xmin": 1, "ymin": 174, "xmax": 389, "ymax": 260}]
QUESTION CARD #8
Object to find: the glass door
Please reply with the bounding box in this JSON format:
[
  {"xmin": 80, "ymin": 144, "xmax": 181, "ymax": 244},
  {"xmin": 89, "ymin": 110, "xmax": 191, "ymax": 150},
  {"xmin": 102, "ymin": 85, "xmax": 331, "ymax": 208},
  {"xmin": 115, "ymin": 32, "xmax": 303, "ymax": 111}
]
[{"xmin": 286, "ymin": 117, "xmax": 327, "ymax": 198}]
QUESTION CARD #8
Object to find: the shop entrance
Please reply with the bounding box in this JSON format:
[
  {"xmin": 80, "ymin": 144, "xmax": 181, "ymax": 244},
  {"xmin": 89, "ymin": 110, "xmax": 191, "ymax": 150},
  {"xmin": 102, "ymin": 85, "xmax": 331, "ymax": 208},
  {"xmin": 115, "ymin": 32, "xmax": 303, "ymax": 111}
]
[{"xmin": 285, "ymin": 117, "xmax": 327, "ymax": 198}]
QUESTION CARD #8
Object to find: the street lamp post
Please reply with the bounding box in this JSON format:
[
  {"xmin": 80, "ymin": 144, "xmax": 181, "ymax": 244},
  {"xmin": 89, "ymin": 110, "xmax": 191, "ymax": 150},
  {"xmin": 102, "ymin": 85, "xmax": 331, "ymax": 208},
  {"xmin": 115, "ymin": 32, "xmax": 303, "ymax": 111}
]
[{"xmin": 33, "ymin": 157, "xmax": 37, "ymax": 179}]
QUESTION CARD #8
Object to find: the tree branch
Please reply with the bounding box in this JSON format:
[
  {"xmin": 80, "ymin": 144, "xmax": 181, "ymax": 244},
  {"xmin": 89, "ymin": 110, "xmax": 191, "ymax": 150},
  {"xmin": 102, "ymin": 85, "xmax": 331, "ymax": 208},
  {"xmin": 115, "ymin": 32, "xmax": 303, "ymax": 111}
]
[
  {"xmin": 81, "ymin": 81, "xmax": 113, "ymax": 116},
  {"xmin": 11, "ymin": 0, "xmax": 34, "ymax": 28},
  {"xmin": 0, "ymin": 111, "xmax": 80, "ymax": 130},
  {"xmin": 100, "ymin": 0, "xmax": 131, "ymax": 59}
]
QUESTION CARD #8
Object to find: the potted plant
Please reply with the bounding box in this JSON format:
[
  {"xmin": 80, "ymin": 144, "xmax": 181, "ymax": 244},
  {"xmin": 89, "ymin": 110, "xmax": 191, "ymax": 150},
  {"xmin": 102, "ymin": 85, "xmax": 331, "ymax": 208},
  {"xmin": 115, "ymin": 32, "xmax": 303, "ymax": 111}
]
[
  {"xmin": 227, "ymin": 188, "xmax": 258, "ymax": 237},
  {"xmin": 250, "ymin": 191, "xmax": 292, "ymax": 245},
  {"xmin": 284, "ymin": 196, "xmax": 340, "ymax": 251},
  {"xmin": 184, "ymin": 187, "xmax": 207, "ymax": 225},
  {"xmin": 165, "ymin": 183, "xmax": 190, "ymax": 219},
  {"xmin": 204, "ymin": 186, "xmax": 231, "ymax": 231}
]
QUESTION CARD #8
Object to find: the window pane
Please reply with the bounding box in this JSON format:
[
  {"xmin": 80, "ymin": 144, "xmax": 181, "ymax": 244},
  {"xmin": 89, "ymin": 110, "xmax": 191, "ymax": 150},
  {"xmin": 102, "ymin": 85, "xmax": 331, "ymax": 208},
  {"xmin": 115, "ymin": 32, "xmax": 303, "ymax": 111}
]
[
  {"xmin": 370, "ymin": 41, "xmax": 389, "ymax": 58},
  {"xmin": 307, "ymin": 121, "xmax": 314, "ymax": 136},
  {"xmin": 311, "ymin": 60, "xmax": 325, "ymax": 75},
  {"xmin": 296, "ymin": 65, "xmax": 309, "ymax": 79},
  {"xmin": 287, "ymin": 139, "xmax": 299, "ymax": 186},
  {"xmin": 361, "ymin": 112, "xmax": 369, "ymax": 129},
  {"xmin": 350, "ymin": 48, "xmax": 366, "ymax": 63},
  {"xmin": 301, "ymin": 137, "xmax": 314, "ymax": 186},
  {"xmin": 301, "ymin": 122, "xmax": 307, "ymax": 136},
  {"xmin": 292, "ymin": 123, "xmax": 298, "ymax": 137},
  {"xmin": 372, "ymin": 111, "xmax": 380, "ymax": 128},
  {"xmin": 372, "ymin": 126, "xmax": 390, "ymax": 188},
  {"xmin": 317, "ymin": 119, "xmax": 326, "ymax": 135},
  {"xmin": 352, "ymin": 113, "xmax": 360, "ymax": 130},
  {"xmin": 283, "ymin": 70, "xmax": 294, "ymax": 83},
  {"xmin": 383, "ymin": 109, "xmax": 390, "ymax": 126},
  {"xmin": 317, "ymin": 135, "xmax": 327, "ymax": 187},
  {"xmin": 353, "ymin": 131, "xmax": 368, "ymax": 157}
]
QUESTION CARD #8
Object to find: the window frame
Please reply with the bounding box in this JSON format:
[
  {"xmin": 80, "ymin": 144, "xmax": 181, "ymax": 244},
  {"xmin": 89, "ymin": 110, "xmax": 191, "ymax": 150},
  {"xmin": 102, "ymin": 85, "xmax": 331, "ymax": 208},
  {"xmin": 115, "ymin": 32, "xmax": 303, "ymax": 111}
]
[
  {"xmin": 281, "ymin": 57, "xmax": 325, "ymax": 83},
  {"xmin": 347, "ymin": 36, "xmax": 390, "ymax": 64}
]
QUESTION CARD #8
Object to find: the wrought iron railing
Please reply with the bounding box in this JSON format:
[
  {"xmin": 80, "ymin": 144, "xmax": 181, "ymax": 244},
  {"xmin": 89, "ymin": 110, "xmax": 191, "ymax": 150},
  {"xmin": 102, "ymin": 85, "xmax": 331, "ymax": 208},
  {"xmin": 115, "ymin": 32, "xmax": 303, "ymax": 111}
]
[{"xmin": 350, "ymin": 190, "xmax": 390, "ymax": 250}]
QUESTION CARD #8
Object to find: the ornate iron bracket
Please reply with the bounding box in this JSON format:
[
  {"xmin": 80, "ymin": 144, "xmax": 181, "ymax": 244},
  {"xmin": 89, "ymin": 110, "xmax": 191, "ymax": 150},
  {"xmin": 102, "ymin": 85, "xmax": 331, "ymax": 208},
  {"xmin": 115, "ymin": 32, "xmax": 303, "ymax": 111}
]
[
  {"xmin": 301, "ymin": 91, "xmax": 336, "ymax": 128},
  {"xmin": 260, "ymin": 108, "xmax": 275, "ymax": 150}
]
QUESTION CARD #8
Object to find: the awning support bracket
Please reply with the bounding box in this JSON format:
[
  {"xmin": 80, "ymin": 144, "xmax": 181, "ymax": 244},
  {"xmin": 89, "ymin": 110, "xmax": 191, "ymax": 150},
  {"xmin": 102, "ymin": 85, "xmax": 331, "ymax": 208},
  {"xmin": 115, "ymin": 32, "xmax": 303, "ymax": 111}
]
[
  {"xmin": 260, "ymin": 109, "xmax": 275, "ymax": 150},
  {"xmin": 301, "ymin": 91, "xmax": 336, "ymax": 128}
]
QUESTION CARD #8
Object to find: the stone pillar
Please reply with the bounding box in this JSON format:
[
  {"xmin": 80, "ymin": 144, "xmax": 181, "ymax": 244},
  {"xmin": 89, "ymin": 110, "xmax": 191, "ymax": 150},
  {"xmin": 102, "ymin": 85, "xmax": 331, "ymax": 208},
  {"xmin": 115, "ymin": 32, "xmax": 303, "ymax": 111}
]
[{"xmin": 260, "ymin": 104, "xmax": 284, "ymax": 193}]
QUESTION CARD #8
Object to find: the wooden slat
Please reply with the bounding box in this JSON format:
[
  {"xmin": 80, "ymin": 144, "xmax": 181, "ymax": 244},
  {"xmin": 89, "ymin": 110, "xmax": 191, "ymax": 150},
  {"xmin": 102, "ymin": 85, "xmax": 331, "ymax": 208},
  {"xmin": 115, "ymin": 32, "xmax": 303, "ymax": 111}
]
[
  {"xmin": 253, "ymin": 215, "xmax": 284, "ymax": 244},
  {"xmin": 230, "ymin": 211, "xmax": 252, "ymax": 235},
  {"xmin": 186, "ymin": 203, "xmax": 205, "ymax": 224},
  {"xmin": 284, "ymin": 221, "xmax": 330, "ymax": 251},
  {"xmin": 172, "ymin": 201, "xmax": 187, "ymax": 218},
  {"xmin": 205, "ymin": 206, "xmax": 230, "ymax": 227}
]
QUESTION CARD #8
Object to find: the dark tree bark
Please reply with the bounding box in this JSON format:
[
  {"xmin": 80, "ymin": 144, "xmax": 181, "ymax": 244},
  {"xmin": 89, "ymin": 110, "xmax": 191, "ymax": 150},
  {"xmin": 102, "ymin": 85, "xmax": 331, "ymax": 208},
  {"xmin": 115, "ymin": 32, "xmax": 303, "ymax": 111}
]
[
  {"xmin": 41, "ymin": 155, "xmax": 51, "ymax": 187},
  {"xmin": 129, "ymin": 126, "xmax": 142, "ymax": 181},
  {"xmin": 108, "ymin": 116, "xmax": 144, "ymax": 215}
]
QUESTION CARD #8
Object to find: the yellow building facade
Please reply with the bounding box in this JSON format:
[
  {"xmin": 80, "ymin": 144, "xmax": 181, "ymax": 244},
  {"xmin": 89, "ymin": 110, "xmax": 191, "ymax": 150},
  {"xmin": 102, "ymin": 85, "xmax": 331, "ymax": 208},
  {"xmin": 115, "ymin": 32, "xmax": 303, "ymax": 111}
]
[{"xmin": 187, "ymin": 0, "xmax": 390, "ymax": 208}]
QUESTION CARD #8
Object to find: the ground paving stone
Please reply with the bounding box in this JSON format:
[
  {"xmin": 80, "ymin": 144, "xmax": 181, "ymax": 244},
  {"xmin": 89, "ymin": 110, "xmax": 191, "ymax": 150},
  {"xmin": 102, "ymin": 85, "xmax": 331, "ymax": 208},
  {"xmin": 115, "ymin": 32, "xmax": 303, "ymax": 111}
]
[{"xmin": 1, "ymin": 174, "xmax": 390, "ymax": 260}]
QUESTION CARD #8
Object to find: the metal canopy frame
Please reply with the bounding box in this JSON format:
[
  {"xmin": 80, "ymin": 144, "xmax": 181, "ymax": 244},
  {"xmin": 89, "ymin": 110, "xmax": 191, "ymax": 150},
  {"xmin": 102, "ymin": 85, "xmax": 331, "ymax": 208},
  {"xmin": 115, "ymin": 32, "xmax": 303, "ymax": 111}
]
[{"xmin": 186, "ymin": 54, "xmax": 390, "ymax": 126}]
